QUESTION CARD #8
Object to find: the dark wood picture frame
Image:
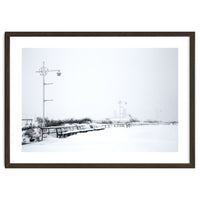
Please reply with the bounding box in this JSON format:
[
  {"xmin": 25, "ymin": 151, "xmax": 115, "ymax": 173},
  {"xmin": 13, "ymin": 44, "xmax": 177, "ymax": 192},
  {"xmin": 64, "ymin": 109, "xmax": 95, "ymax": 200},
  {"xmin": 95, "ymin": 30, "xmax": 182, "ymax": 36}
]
[{"xmin": 5, "ymin": 32, "xmax": 195, "ymax": 168}]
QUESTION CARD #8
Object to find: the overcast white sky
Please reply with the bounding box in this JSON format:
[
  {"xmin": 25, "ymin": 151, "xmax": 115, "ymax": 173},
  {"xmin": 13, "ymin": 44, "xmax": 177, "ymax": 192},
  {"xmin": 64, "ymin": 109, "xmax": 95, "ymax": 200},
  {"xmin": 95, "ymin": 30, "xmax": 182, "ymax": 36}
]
[{"xmin": 22, "ymin": 48, "xmax": 178, "ymax": 121}]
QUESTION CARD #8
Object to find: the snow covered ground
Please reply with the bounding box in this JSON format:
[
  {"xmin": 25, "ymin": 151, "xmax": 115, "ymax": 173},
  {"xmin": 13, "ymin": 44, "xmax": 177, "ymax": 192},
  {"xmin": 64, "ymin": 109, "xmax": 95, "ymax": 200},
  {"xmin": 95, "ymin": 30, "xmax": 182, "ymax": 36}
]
[{"xmin": 22, "ymin": 124, "xmax": 178, "ymax": 152}]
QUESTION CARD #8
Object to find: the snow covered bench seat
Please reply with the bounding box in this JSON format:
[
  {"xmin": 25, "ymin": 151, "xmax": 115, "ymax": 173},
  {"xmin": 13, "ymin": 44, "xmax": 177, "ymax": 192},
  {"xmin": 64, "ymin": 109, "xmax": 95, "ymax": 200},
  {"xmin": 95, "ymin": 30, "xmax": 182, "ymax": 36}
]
[
  {"xmin": 56, "ymin": 127, "xmax": 79, "ymax": 138},
  {"xmin": 40, "ymin": 124, "xmax": 105, "ymax": 139},
  {"xmin": 93, "ymin": 127, "xmax": 105, "ymax": 131}
]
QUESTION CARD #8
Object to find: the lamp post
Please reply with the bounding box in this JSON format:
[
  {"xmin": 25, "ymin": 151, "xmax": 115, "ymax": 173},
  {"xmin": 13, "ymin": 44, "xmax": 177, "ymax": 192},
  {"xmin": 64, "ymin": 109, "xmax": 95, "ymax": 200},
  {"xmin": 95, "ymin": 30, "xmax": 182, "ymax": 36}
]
[{"xmin": 36, "ymin": 61, "xmax": 61, "ymax": 128}]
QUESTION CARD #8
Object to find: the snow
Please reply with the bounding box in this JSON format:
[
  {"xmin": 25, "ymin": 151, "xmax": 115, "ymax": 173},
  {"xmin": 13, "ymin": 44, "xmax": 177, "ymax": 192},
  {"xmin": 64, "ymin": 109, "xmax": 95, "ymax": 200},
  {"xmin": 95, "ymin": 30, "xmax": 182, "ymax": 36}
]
[{"xmin": 22, "ymin": 125, "xmax": 178, "ymax": 152}]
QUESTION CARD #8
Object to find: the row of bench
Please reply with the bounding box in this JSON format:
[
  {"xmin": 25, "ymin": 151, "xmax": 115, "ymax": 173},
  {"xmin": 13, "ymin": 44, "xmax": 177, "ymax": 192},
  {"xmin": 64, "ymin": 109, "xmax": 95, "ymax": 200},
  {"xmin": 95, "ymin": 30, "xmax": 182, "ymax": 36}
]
[{"xmin": 40, "ymin": 124, "xmax": 105, "ymax": 139}]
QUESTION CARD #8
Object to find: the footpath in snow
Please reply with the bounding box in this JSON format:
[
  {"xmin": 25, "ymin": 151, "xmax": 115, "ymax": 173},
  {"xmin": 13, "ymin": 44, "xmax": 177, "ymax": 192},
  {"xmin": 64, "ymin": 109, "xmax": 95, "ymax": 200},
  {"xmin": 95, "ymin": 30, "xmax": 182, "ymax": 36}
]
[{"xmin": 22, "ymin": 125, "xmax": 178, "ymax": 152}]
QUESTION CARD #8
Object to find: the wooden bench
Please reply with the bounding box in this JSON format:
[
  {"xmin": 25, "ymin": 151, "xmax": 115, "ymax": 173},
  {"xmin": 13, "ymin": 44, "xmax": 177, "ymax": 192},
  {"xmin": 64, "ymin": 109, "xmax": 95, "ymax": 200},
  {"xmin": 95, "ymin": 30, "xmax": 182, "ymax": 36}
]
[
  {"xmin": 40, "ymin": 124, "xmax": 105, "ymax": 139},
  {"xmin": 55, "ymin": 127, "xmax": 80, "ymax": 138}
]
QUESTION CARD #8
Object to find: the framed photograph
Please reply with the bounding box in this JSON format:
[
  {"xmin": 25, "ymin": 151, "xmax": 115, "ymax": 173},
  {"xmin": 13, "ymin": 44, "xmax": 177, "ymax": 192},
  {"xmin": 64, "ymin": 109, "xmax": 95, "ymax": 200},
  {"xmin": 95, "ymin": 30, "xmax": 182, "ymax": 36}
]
[{"xmin": 5, "ymin": 32, "xmax": 195, "ymax": 168}]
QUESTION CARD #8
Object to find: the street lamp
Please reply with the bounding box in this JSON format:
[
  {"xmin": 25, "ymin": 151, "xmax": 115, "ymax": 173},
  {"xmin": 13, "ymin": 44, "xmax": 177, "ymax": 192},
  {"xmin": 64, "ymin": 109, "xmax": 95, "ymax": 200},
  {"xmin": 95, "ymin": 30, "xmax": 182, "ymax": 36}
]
[{"xmin": 36, "ymin": 61, "xmax": 61, "ymax": 128}]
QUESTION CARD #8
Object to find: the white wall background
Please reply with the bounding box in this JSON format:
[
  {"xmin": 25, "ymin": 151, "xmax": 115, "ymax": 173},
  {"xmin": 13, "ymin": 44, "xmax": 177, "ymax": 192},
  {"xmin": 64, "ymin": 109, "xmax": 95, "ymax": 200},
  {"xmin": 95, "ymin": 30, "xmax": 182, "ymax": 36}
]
[{"xmin": 0, "ymin": 0, "xmax": 199, "ymax": 200}]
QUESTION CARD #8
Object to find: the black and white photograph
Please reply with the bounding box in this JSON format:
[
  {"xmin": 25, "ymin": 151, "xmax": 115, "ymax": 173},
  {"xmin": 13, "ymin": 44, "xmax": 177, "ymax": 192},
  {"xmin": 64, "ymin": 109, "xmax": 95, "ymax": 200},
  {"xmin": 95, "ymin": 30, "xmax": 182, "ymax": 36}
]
[{"xmin": 22, "ymin": 47, "xmax": 178, "ymax": 152}]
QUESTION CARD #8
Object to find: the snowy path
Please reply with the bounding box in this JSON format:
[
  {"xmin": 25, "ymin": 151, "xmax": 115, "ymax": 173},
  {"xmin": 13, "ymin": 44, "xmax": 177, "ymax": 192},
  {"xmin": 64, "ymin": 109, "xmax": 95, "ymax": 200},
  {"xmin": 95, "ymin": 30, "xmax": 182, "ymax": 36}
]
[{"xmin": 22, "ymin": 125, "xmax": 178, "ymax": 152}]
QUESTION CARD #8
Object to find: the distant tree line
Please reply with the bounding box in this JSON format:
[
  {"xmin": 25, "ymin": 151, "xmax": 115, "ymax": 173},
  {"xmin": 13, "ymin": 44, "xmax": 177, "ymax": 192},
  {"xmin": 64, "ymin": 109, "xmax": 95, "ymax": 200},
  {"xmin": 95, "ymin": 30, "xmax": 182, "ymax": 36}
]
[
  {"xmin": 22, "ymin": 117, "xmax": 93, "ymax": 130},
  {"xmin": 36, "ymin": 117, "xmax": 93, "ymax": 127},
  {"xmin": 100, "ymin": 118, "xmax": 113, "ymax": 124},
  {"xmin": 143, "ymin": 120, "xmax": 160, "ymax": 123},
  {"xmin": 22, "ymin": 116, "xmax": 178, "ymax": 130}
]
